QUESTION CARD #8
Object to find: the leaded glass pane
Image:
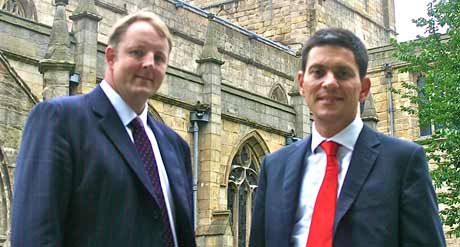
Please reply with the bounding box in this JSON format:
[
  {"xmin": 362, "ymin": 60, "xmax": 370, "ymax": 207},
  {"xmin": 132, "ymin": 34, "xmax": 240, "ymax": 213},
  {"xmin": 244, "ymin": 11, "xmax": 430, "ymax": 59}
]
[
  {"xmin": 238, "ymin": 185, "xmax": 247, "ymax": 247},
  {"xmin": 227, "ymin": 183, "xmax": 235, "ymax": 226},
  {"xmin": 228, "ymin": 144, "xmax": 260, "ymax": 247}
]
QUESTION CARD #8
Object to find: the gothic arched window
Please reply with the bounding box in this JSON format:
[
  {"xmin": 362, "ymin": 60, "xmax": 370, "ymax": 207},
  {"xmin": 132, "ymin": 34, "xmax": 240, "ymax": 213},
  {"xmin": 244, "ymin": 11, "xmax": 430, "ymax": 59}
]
[
  {"xmin": 228, "ymin": 144, "xmax": 260, "ymax": 247},
  {"xmin": 1, "ymin": 0, "xmax": 38, "ymax": 20},
  {"xmin": 1, "ymin": 0, "xmax": 26, "ymax": 17},
  {"xmin": 0, "ymin": 147, "xmax": 12, "ymax": 240},
  {"xmin": 269, "ymin": 84, "xmax": 288, "ymax": 104}
]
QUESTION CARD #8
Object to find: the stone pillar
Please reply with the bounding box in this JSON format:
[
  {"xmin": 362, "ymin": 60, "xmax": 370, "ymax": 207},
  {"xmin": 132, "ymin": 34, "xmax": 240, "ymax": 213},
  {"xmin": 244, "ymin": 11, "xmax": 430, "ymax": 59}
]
[
  {"xmin": 39, "ymin": 0, "xmax": 75, "ymax": 100},
  {"xmin": 195, "ymin": 14, "xmax": 226, "ymax": 245},
  {"xmin": 361, "ymin": 93, "xmax": 379, "ymax": 130},
  {"xmin": 69, "ymin": 0, "xmax": 102, "ymax": 94},
  {"xmin": 289, "ymin": 83, "xmax": 311, "ymax": 138},
  {"xmin": 382, "ymin": 0, "xmax": 397, "ymax": 37}
]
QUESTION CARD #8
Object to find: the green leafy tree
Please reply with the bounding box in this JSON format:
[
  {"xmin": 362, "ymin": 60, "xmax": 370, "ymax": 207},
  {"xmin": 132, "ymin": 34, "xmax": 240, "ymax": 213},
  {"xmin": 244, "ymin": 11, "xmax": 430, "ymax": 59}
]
[{"xmin": 392, "ymin": 0, "xmax": 460, "ymax": 236}]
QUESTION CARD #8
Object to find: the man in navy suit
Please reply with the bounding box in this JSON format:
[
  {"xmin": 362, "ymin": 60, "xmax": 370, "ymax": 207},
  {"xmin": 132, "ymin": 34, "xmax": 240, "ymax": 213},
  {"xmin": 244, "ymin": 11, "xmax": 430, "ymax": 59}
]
[
  {"xmin": 11, "ymin": 11, "xmax": 196, "ymax": 247},
  {"xmin": 249, "ymin": 28, "xmax": 445, "ymax": 247}
]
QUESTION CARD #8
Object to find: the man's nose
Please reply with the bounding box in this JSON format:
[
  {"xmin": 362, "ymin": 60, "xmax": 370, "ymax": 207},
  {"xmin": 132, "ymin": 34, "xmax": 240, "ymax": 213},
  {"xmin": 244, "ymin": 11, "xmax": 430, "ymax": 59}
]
[
  {"xmin": 142, "ymin": 52, "xmax": 155, "ymax": 68},
  {"xmin": 322, "ymin": 72, "xmax": 339, "ymax": 88}
]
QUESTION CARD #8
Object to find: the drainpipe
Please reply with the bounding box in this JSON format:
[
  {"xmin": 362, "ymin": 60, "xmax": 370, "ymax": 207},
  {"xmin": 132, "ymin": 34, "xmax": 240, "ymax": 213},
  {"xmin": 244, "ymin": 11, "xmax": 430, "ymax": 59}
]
[
  {"xmin": 188, "ymin": 102, "xmax": 210, "ymax": 230},
  {"xmin": 383, "ymin": 63, "xmax": 394, "ymax": 136}
]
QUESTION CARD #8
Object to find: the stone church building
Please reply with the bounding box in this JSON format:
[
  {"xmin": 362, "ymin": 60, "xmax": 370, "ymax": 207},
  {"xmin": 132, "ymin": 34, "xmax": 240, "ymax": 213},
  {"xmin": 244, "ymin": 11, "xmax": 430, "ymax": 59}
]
[{"xmin": 0, "ymin": 0, "xmax": 456, "ymax": 246}]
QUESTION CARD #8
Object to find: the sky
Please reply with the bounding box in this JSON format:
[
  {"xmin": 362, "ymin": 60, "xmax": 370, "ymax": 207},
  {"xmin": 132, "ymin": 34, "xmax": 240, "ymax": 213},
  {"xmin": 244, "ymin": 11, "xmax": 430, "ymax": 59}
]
[{"xmin": 394, "ymin": 0, "xmax": 431, "ymax": 42}]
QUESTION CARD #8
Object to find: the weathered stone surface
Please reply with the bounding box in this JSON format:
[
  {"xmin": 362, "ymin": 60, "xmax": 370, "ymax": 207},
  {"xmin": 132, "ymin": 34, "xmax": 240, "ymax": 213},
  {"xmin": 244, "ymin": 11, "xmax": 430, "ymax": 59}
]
[
  {"xmin": 187, "ymin": 0, "xmax": 396, "ymax": 50},
  {"xmin": 0, "ymin": 52, "xmax": 36, "ymax": 244},
  {"xmin": 0, "ymin": 52, "xmax": 37, "ymax": 157},
  {"xmin": 1, "ymin": 0, "xmax": 457, "ymax": 246}
]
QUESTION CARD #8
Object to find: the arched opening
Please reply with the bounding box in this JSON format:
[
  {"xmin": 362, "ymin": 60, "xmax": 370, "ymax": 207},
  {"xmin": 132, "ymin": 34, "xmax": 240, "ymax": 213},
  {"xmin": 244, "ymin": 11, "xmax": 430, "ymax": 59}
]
[
  {"xmin": 1, "ymin": 0, "xmax": 38, "ymax": 21},
  {"xmin": 269, "ymin": 84, "xmax": 288, "ymax": 104},
  {"xmin": 226, "ymin": 131, "xmax": 269, "ymax": 247},
  {"xmin": 0, "ymin": 147, "xmax": 12, "ymax": 242}
]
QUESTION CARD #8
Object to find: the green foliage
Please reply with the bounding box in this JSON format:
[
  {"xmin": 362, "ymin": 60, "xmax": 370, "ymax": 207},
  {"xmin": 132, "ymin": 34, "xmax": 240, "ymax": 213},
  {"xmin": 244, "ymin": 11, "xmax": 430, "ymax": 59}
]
[{"xmin": 392, "ymin": 0, "xmax": 460, "ymax": 236}]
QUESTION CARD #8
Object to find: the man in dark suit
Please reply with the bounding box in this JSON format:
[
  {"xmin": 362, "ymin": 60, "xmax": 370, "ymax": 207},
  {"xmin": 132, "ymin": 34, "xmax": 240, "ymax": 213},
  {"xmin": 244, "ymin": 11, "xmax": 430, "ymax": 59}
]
[
  {"xmin": 249, "ymin": 28, "xmax": 445, "ymax": 247},
  {"xmin": 11, "ymin": 11, "xmax": 196, "ymax": 247}
]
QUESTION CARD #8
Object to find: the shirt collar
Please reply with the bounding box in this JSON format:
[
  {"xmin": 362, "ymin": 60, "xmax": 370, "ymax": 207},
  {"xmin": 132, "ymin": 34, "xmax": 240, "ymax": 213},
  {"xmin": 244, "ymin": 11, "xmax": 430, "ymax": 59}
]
[
  {"xmin": 100, "ymin": 80, "xmax": 149, "ymax": 127},
  {"xmin": 311, "ymin": 116, "xmax": 364, "ymax": 153}
]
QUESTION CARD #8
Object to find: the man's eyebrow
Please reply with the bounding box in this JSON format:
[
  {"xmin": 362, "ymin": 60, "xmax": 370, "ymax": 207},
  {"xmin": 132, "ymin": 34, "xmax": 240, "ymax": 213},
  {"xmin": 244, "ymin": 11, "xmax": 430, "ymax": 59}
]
[
  {"xmin": 334, "ymin": 64, "xmax": 356, "ymax": 71},
  {"xmin": 307, "ymin": 64, "xmax": 325, "ymax": 69}
]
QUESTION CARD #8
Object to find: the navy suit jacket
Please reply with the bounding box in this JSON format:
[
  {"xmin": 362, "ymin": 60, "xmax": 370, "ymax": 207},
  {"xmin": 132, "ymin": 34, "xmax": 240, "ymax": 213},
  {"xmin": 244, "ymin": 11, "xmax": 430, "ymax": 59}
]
[
  {"xmin": 250, "ymin": 125, "xmax": 445, "ymax": 247},
  {"xmin": 11, "ymin": 86, "xmax": 196, "ymax": 247}
]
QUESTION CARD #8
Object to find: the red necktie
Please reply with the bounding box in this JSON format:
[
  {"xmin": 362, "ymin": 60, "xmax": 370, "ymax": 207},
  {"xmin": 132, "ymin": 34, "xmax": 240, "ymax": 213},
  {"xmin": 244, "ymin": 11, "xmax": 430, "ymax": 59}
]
[
  {"xmin": 306, "ymin": 141, "xmax": 340, "ymax": 247},
  {"xmin": 129, "ymin": 117, "xmax": 174, "ymax": 247}
]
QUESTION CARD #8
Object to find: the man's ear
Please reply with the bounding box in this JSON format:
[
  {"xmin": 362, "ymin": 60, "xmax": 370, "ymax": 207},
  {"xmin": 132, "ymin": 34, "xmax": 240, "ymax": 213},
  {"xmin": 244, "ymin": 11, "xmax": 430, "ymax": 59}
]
[
  {"xmin": 360, "ymin": 77, "xmax": 371, "ymax": 102},
  {"xmin": 297, "ymin": 71, "xmax": 305, "ymax": 96},
  {"xmin": 105, "ymin": 46, "xmax": 116, "ymax": 68}
]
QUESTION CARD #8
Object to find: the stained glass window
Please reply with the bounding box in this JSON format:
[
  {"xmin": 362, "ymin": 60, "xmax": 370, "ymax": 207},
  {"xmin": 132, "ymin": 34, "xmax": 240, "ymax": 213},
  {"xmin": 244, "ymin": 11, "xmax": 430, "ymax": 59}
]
[{"xmin": 228, "ymin": 144, "xmax": 259, "ymax": 247}]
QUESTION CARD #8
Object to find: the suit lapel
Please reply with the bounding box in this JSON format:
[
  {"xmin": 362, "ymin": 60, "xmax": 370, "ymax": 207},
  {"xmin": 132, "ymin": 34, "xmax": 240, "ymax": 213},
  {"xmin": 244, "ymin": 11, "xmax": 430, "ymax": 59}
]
[
  {"xmin": 147, "ymin": 116, "xmax": 193, "ymax": 225},
  {"xmin": 282, "ymin": 137, "xmax": 312, "ymax": 233},
  {"xmin": 88, "ymin": 86, "xmax": 157, "ymax": 201},
  {"xmin": 333, "ymin": 125, "xmax": 380, "ymax": 234}
]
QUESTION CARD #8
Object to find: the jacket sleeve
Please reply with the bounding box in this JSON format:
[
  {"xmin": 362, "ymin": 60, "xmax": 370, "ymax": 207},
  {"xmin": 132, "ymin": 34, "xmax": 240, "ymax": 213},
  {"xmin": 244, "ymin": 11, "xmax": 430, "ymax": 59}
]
[
  {"xmin": 11, "ymin": 101, "xmax": 72, "ymax": 247},
  {"xmin": 249, "ymin": 157, "xmax": 268, "ymax": 247},
  {"xmin": 399, "ymin": 145, "xmax": 446, "ymax": 247}
]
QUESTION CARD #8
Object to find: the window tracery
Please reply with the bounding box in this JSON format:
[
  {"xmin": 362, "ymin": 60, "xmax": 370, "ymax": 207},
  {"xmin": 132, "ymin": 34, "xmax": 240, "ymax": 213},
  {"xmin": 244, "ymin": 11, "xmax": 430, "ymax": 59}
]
[
  {"xmin": 228, "ymin": 144, "xmax": 260, "ymax": 247},
  {"xmin": 0, "ymin": 147, "xmax": 12, "ymax": 238},
  {"xmin": 269, "ymin": 84, "xmax": 288, "ymax": 104},
  {"xmin": 1, "ymin": 0, "xmax": 26, "ymax": 18}
]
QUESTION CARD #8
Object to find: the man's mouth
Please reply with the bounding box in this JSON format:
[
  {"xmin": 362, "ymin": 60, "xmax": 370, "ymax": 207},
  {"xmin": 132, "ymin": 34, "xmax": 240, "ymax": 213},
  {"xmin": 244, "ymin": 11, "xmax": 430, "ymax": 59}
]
[
  {"xmin": 317, "ymin": 96, "xmax": 343, "ymax": 103},
  {"xmin": 136, "ymin": 75, "xmax": 154, "ymax": 82}
]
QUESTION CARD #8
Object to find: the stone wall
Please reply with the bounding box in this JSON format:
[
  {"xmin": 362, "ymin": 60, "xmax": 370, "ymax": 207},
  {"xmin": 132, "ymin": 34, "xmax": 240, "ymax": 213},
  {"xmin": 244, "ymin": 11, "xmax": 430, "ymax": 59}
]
[
  {"xmin": 448, "ymin": 238, "xmax": 460, "ymax": 247},
  {"xmin": 186, "ymin": 0, "xmax": 312, "ymax": 47},
  {"xmin": 0, "ymin": 11, "xmax": 51, "ymax": 98},
  {"xmin": 0, "ymin": 52, "xmax": 37, "ymax": 164},
  {"xmin": 185, "ymin": 0, "xmax": 396, "ymax": 49},
  {"xmin": 316, "ymin": 0, "xmax": 395, "ymax": 48},
  {"xmin": 367, "ymin": 44, "xmax": 420, "ymax": 140},
  {"xmin": 1, "ymin": 0, "xmax": 458, "ymax": 246}
]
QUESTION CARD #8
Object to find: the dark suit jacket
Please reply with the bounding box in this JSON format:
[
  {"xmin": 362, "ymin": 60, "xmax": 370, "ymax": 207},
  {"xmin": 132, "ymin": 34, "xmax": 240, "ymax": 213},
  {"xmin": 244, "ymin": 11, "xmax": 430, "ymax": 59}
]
[
  {"xmin": 11, "ymin": 86, "xmax": 196, "ymax": 247},
  {"xmin": 250, "ymin": 125, "xmax": 445, "ymax": 247}
]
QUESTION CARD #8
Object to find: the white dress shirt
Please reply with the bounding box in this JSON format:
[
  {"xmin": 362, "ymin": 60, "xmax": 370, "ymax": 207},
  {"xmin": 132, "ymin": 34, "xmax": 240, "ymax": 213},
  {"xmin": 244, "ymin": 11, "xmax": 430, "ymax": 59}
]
[
  {"xmin": 291, "ymin": 117, "xmax": 364, "ymax": 247},
  {"xmin": 100, "ymin": 80, "xmax": 178, "ymax": 247}
]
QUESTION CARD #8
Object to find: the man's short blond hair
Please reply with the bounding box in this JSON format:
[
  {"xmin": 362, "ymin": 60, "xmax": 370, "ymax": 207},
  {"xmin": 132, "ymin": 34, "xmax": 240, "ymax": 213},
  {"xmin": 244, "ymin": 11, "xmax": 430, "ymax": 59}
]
[{"xmin": 108, "ymin": 11, "xmax": 172, "ymax": 52}]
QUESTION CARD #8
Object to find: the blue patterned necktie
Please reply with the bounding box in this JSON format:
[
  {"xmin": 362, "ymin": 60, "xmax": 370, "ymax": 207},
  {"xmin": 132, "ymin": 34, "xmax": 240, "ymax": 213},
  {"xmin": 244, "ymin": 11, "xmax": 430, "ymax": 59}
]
[{"xmin": 129, "ymin": 117, "xmax": 174, "ymax": 247}]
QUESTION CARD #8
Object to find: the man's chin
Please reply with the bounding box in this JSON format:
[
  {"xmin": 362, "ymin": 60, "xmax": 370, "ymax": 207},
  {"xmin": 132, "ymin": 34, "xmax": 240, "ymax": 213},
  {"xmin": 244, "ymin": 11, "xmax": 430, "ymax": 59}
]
[
  {"xmin": 136, "ymin": 90, "xmax": 156, "ymax": 99},
  {"xmin": 315, "ymin": 112, "xmax": 342, "ymax": 122}
]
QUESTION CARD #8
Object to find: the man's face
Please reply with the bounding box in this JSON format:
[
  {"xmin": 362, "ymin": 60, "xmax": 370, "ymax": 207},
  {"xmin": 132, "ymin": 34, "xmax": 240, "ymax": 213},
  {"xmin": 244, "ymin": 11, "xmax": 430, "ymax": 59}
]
[
  {"xmin": 298, "ymin": 45, "xmax": 370, "ymax": 131},
  {"xmin": 105, "ymin": 21, "xmax": 169, "ymax": 110}
]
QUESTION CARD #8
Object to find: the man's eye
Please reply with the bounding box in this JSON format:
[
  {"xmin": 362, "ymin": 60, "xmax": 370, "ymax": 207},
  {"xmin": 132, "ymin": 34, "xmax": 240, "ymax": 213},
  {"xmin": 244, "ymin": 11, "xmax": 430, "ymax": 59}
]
[
  {"xmin": 311, "ymin": 68, "xmax": 324, "ymax": 77},
  {"xmin": 154, "ymin": 55, "xmax": 166, "ymax": 64},
  {"xmin": 335, "ymin": 70, "xmax": 351, "ymax": 80},
  {"xmin": 130, "ymin": 50, "xmax": 144, "ymax": 57}
]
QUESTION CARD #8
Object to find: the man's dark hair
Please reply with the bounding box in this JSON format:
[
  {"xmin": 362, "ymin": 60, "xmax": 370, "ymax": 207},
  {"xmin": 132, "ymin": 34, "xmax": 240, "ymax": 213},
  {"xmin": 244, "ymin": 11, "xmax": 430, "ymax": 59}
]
[{"xmin": 301, "ymin": 28, "xmax": 368, "ymax": 79}]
